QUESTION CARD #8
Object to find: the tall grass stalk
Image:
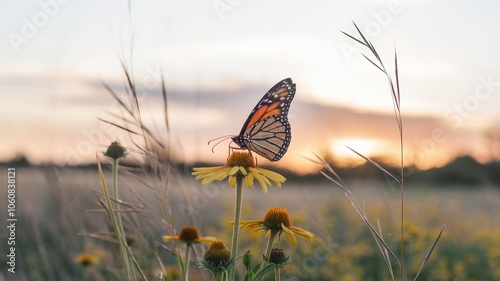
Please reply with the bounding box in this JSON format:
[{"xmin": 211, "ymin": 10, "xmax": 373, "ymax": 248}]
[
  {"xmin": 97, "ymin": 155, "xmax": 141, "ymax": 280},
  {"xmin": 342, "ymin": 25, "xmax": 405, "ymax": 272},
  {"xmin": 314, "ymin": 21, "xmax": 445, "ymax": 281},
  {"xmin": 111, "ymin": 157, "xmax": 134, "ymax": 280},
  {"xmin": 98, "ymin": 43, "xmax": 202, "ymax": 278}
]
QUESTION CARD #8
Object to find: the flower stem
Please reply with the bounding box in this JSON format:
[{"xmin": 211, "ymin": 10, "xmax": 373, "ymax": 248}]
[
  {"xmin": 112, "ymin": 158, "xmax": 134, "ymax": 280},
  {"xmin": 229, "ymin": 176, "xmax": 244, "ymax": 281},
  {"xmin": 274, "ymin": 267, "xmax": 281, "ymax": 281},
  {"xmin": 183, "ymin": 244, "xmax": 191, "ymax": 281},
  {"xmin": 264, "ymin": 231, "xmax": 278, "ymax": 261},
  {"xmin": 112, "ymin": 158, "xmax": 125, "ymax": 233},
  {"xmin": 214, "ymin": 272, "xmax": 224, "ymax": 281},
  {"xmin": 259, "ymin": 231, "xmax": 279, "ymax": 281},
  {"xmin": 97, "ymin": 156, "xmax": 134, "ymax": 281}
]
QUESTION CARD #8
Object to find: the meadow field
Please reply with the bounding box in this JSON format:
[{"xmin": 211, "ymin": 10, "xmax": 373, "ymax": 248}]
[{"xmin": 1, "ymin": 165, "xmax": 499, "ymax": 281}]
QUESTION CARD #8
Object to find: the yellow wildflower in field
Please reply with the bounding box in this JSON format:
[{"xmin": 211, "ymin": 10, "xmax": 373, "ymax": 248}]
[
  {"xmin": 240, "ymin": 207, "xmax": 314, "ymax": 246},
  {"xmin": 75, "ymin": 252, "xmax": 99, "ymax": 267},
  {"xmin": 192, "ymin": 151, "xmax": 286, "ymax": 193},
  {"xmin": 163, "ymin": 226, "xmax": 217, "ymax": 246},
  {"xmin": 163, "ymin": 226, "xmax": 217, "ymax": 281}
]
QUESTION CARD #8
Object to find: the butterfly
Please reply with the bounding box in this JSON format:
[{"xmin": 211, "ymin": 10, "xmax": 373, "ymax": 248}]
[{"xmin": 231, "ymin": 78, "xmax": 296, "ymax": 161}]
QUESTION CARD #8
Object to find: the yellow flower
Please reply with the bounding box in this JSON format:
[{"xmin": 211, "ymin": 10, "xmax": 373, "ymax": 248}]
[
  {"xmin": 240, "ymin": 208, "xmax": 314, "ymax": 246},
  {"xmin": 192, "ymin": 152, "xmax": 286, "ymax": 194},
  {"xmin": 163, "ymin": 226, "xmax": 217, "ymax": 246},
  {"xmin": 165, "ymin": 267, "xmax": 181, "ymax": 279},
  {"xmin": 75, "ymin": 252, "xmax": 99, "ymax": 267}
]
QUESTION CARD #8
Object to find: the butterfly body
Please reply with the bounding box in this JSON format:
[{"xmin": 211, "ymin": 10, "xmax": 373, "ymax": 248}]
[{"xmin": 231, "ymin": 78, "xmax": 296, "ymax": 161}]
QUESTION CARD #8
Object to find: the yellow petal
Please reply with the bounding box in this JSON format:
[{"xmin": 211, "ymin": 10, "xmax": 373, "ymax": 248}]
[
  {"xmin": 213, "ymin": 168, "xmax": 231, "ymax": 180},
  {"xmin": 239, "ymin": 219, "xmax": 259, "ymax": 225},
  {"xmin": 239, "ymin": 166, "xmax": 248, "ymax": 176},
  {"xmin": 242, "ymin": 223, "xmax": 263, "ymax": 232},
  {"xmin": 281, "ymin": 224, "xmax": 297, "ymax": 246},
  {"xmin": 290, "ymin": 226, "xmax": 315, "ymax": 242},
  {"xmin": 244, "ymin": 173, "xmax": 254, "ymax": 187},
  {"xmin": 192, "ymin": 166, "xmax": 232, "ymax": 186},
  {"xmin": 254, "ymin": 167, "xmax": 286, "ymax": 184},
  {"xmin": 250, "ymin": 229, "xmax": 266, "ymax": 238},
  {"xmin": 228, "ymin": 175, "xmax": 236, "ymax": 187},
  {"xmin": 163, "ymin": 235, "xmax": 180, "ymax": 242},
  {"xmin": 201, "ymin": 177, "xmax": 217, "ymax": 186},
  {"xmin": 229, "ymin": 166, "xmax": 240, "ymax": 175},
  {"xmin": 250, "ymin": 169, "xmax": 270, "ymax": 193},
  {"xmin": 192, "ymin": 166, "xmax": 226, "ymax": 176},
  {"xmin": 196, "ymin": 236, "xmax": 218, "ymax": 244}
]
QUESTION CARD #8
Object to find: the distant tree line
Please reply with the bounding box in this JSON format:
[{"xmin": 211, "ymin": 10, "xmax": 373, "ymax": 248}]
[{"xmin": 2, "ymin": 154, "xmax": 500, "ymax": 187}]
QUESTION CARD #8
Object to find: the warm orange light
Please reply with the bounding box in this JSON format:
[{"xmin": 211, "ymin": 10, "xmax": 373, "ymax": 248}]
[{"xmin": 330, "ymin": 138, "xmax": 386, "ymax": 165}]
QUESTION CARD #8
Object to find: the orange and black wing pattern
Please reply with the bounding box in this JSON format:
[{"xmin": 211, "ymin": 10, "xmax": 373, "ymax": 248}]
[{"xmin": 231, "ymin": 78, "xmax": 295, "ymax": 161}]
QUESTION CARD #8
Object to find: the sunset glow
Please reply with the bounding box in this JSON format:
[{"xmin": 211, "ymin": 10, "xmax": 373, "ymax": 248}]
[{"xmin": 330, "ymin": 138, "xmax": 385, "ymax": 164}]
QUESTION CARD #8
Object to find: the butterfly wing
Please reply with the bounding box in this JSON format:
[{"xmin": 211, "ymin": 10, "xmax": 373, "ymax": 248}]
[{"xmin": 232, "ymin": 78, "xmax": 296, "ymax": 161}]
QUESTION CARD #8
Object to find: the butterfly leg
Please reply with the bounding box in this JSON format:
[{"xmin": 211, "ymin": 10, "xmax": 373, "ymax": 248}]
[{"xmin": 228, "ymin": 144, "xmax": 255, "ymax": 162}]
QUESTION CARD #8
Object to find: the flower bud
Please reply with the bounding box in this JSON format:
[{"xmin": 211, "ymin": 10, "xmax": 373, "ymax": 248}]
[{"xmin": 104, "ymin": 142, "xmax": 126, "ymax": 159}]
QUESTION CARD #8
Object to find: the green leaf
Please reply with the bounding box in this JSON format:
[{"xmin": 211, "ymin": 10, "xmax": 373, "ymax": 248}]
[
  {"xmin": 254, "ymin": 264, "xmax": 275, "ymax": 280},
  {"xmin": 251, "ymin": 263, "xmax": 261, "ymax": 274}
]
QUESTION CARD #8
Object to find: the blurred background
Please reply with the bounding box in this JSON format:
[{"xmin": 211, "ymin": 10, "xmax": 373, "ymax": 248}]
[{"xmin": 1, "ymin": 1, "xmax": 500, "ymax": 280}]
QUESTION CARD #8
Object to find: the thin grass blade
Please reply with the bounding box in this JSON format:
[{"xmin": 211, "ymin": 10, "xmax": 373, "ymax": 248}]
[
  {"xmin": 360, "ymin": 215, "xmax": 400, "ymax": 265},
  {"xmin": 100, "ymin": 80, "xmax": 134, "ymax": 117},
  {"xmin": 344, "ymin": 145, "xmax": 400, "ymax": 185},
  {"xmin": 376, "ymin": 219, "xmax": 395, "ymax": 281},
  {"xmin": 367, "ymin": 41, "xmax": 384, "ymax": 68},
  {"xmin": 161, "ymin": 74, "xmax": 170, "ymax": 132},
  {"xmin": 394, "ymin": 51, "xmax": 401, "ymax": 107},
  {"xmin": 341, "ymin": 30, "xmax": 366, "ymax": 46},
  {"xmin": 353, "ymin": 21, "xmax": 370, "ymax": 47},
  {"xmin": 97, "ymin": 118, "xmax": 140, "ymax": 135},
  {"xmin": 413, "ymin": 225, "xmax": 446, "ymax": 281},
  {"xmin": 361, "ymin": 53, "xmax": 385, "ymax": 72}
]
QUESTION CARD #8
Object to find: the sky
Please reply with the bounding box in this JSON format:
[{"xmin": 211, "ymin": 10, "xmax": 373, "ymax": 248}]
[{"xmin": 1, "ymin": 0, "xmax": 500, "ymax": 173}]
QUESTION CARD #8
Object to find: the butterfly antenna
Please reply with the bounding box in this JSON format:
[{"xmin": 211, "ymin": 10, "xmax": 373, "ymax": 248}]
[{"xmin": 208, "ymin": 135, "xmax": 232, "ymax": 153}]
